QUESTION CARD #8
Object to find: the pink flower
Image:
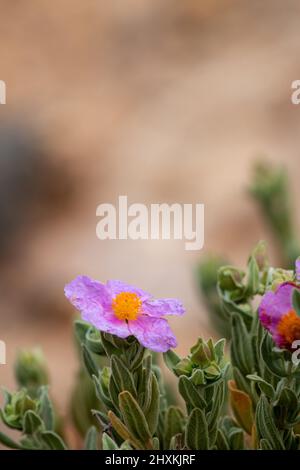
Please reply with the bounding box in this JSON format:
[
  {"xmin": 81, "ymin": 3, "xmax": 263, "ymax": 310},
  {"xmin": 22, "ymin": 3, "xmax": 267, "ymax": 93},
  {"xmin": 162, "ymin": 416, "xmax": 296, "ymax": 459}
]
[
  {"xmin": 258, "ymin": 259, "xmax": 300, "ymax": 349},
  {"xmin": 64, "ymin": 276, "xmax": 185, "ymax": 353}
]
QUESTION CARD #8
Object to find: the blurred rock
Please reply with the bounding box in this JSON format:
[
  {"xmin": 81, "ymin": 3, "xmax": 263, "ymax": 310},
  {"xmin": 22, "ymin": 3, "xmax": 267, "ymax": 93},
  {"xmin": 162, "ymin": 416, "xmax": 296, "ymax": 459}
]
[{"xmin": 0, "ymin": 123, "xmax": 74, "ymax": 262}]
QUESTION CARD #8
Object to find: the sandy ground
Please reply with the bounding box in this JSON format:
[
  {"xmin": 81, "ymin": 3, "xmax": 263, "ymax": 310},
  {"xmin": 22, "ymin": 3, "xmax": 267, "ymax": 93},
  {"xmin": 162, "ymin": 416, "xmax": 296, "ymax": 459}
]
[{"xmin": 1, "ymin": 0, "xmax": 300, "ymax": 446}]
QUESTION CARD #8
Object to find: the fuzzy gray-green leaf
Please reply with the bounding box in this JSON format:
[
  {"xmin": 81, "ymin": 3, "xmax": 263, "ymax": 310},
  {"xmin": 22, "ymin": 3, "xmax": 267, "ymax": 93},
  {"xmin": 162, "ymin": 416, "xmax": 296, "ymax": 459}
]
[
  {"xmin": 179, "ymin": 375, "xmax": 207, "ymax": 410},
  {"xmin": 163, "ymin": 350, "xmax": 181, "ymax": 373},
  {"xmin": 164, "ymin": 406, "xmax": 185, "ymax": 449},
  {"xmin": 39, "ymin": 386, "xmax": 54, "ymax": 431},
  {"xmin": 144, "ymin": 373, "xmax": 160, "ymax": 435},
  {"xmin": 22, "ymin": 410, "xmax": 44, "ymax": 434},
  {"xmin": 84, "ymin": 426, "xmax": 99, "ymax": 450},
  {"xmin": 231, "ymin": 314, "xmax": 254, "ymax": 375},
  {"xmin": 111, "ymin": 355, "xmax": 136, "ymax": 397},
  {"xmin": 40, "ymin": 431, "xmax": 67, "ymax": 450},
  {"xmin": 119, "ymin": 391, "xmax": 151, "ymax": 443},
  {"xmin": 102, "ymin": 432, "xmax": 119, "ymax": 450},
  {"xmin": 82, "ymin": 343, "xmax": 98, "ymax": 378},
  {"xmin": 255, "ymin": 395, "xmax": 284, "ymax": 450},
  {"xmin": 185, "ymin": 408, "xmax": 209, "ymax": 450},
  {"xmin": 0, "ymin": 431, "xmax": 23, "ymax": 450}
]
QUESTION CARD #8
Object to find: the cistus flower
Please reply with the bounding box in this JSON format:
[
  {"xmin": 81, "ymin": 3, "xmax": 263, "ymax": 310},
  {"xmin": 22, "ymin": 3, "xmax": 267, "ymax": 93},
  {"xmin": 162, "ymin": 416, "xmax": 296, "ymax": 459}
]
[
  {"xmin": 258, "ymin": 259, "xmax": 300, "ymax": 349},
  {"xmin": 65, "ymin": 276, "xmax": 185, "ymax": 353}
]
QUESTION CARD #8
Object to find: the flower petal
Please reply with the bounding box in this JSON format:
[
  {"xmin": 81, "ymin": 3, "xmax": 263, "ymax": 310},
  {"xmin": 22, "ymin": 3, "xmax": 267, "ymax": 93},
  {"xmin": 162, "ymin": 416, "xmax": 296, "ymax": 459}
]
[
  {"xmin": 65, "ymin": 275, "xmax": 130, "ymax": 338},
  {"xmin": 129, "ymin": 316, "xmax": 177, "ymax": 352},
  {"xmin": 296, "ymin": 258, "xmax": 300, "ymax": 283},
  {"xmin": 143, "ymin": 298, "xmax": 185, "ymax": 317},
  {"xmin": 258, "ymin": 282, "xmax": 297, "ymax": 334},
  {"xmin": 106, "ymin": 279, "xmax": 151, "ymax": 300},
  {"xmin": 64, "ymin": 275, "xmax": 111, "ymax": 311},
  {"xmin": 84, "ymin": 310, "xmax": 131, "ymax": 338}
]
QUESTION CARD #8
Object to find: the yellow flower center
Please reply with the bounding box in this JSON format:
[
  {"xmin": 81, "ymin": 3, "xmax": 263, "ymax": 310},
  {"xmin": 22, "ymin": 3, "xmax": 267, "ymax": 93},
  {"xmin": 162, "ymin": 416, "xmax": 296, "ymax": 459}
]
[
  {"xmin": 112, "ymin": 292, "xmax": 142, "ymax": 321},
  {"xmin": 277, "ymin": 310, "xmax": 300, "ymax": 348}
]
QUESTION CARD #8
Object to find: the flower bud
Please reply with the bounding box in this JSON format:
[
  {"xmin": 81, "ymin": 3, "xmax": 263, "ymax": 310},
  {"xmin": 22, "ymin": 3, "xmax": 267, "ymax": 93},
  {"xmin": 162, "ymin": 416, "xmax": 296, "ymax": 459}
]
[
  {"xmin": 2, "ymin": 389, "xmax": 38, "ymax": 430},
  {"xmin": 270, "ymin": 268, "xmax": 294, "ymax": 291},
  {"xmin": 15, "ymin": 349, "xmax": 48, "ymax": 395},
  {"xmin": 218, "ymin": 266, "xmax": 245, "ymax": 294}
]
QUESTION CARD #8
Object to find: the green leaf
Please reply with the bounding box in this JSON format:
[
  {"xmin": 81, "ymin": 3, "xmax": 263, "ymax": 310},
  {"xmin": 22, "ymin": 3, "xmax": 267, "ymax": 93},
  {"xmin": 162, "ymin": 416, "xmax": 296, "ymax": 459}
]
[
  {"xmin": 0, "ymin": 431, "xmax": 23, "ymax": 449},
  {"xmin": 260, "ymin": 438, "xmax": 273, "ymax": 450},
  {"xmin": 260, "ymin": 333, "xmax": 288, "ymax": 377},
  {"xmin": 86, "ymin": 328, "xmax": 105, "ymax": 355},
  {"xmin": 84, "ymin": 426, "xmax": 99, "ymax": 450},
  {"xmin": 214, "ymin": 339, "xmax": 226, "ymax": 362},
  {"xmin": 143, "ymin": 373, "xmax": 160, "ymax": 435},
  {"xmin": 100, "ymin": 333, "xmax": 122, "ymax": 357},
  {"xmin": 120, "ymin": 440, "xmax": 132, "ymax": 450},
  {"xmin": 228, "ymin": 428, "xmax": 244, "ymax": 450},
  {"xmin": 139, "ymin": 359, "xmax": 152, "ymax": 411},
  {"xmin": 152, "ymin": 437, "xmax": 160, "ymax": 450},
  {"xmin": 82, "ymin": 344, "xmax": 98, "ymax": 378},
  {"xmin": 174, "ymin": 358, "xmax": 193, "ymax": 377},
  {"xmin": 231, "ymin": 314, "xmax": 254, "ymax": 375},
  {"xmin": 22, "ymin": 410, "xmax": 44, "ymax": 434},
  {"xmin": 191, "ymin": 369, "xmax": 205, "ymax": 385},
  {"xmin": 216, "ymin": 429, "xmax": 230, "ymax": 450},
  {"xmin": 108, "ymin": 410, "xmax": 143, "ymax": 450},
  {"xmin": 178, "ymin": 376, "xmax": 207, "ymax": 410},
  {"xmin": 255, "ymin": 395, "xmax": 284, "ymax": 450},
  {"xmin": 185, "ymin": 408, "xmax": 209, "ymax": 450},
  {"xmin": 92, "ymin": 375, "xmax": 114, "ymax": 410},
  {"xmin": 38, "ymin": 386, "xmax": 54, "ymax": 431},
  {"xmin": 40, "ymin": 431, "xmax": 67, "ymax": 450},
  {"xmin": 275, "ymin": 387, "xmax": 299, "ymax": 422},
  {"xmin": 251, "ymin": 241, "xmax": 269, "ymax": 271},
  {"xmin": 102, "ymin": 432, "xmax": 119, "ymax": 450},
  {"xmin": 74, "ymin": 320, "xmax": 90, "ymax": 344},
  {"xmin": 207, "ymin": 380, "xmax": 225, "ymax": 428},
  {"xmin": 190, "ymin": 341, "xmax": 210, "ymax": 367},
  {"xmin": 163, "ymin": 350, "xmax": 181, "ymax": 373},
  {"xmin": 247, "ymin": 256, "xmax": 260, "ymax": 295},
  {"xmin": 108, "ymin": 375, "xmax": 121, "ymax": 409},
  {"xmin": 292, "ymin": 288, "xmax": 300, "ymax": 317},
  {"xmin": 164, "ymin": 406, "xmax": 185, "ymax": 449},
  {"xmin": 126, "ymin": 342, "xmax": 145, "ymax": 371},
  {"xmin": 91, "ymin": 409, "xmax": 110, "ymax": 427},
  {"xmin": 247, "ymin": 374, "xmax": 275, "ymax": 399},
  {"xmin": 111, "ymin": 355, "xmax": 136, "ymax": 397},
  {"xmin": 233, "ymin": 367, "xmax": 251, "ymax": 396},
  {"xmin": 119, "ymin": 391, "xmax": 152, "ymax": 444}
]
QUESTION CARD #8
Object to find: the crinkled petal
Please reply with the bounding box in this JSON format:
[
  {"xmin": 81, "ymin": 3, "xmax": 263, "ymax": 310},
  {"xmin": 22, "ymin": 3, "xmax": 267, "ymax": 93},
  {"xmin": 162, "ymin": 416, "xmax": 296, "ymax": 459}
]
[
  {"xmin": 129, "ymin": 316, "xmax": 177, "ymax": 352},
  {"xmin": 82, "ymin": 309, "xmax": 131, "ymax": 338},
  {"xmin": 65, "ymin": 275, "xmax": 130, "ymax": 338},
  {"xmin": 272, "ymin": 331, "xmax": 286, "ymax": 349},
  {"xmin": 65, "ymin": 275, "xmax": 111, "ymax": 311},
  {"xmin": 106, "ymin": 279, "xmax": 151, "ymax": 300},
  {"xmin": 143, "ymin": 298, "xmax": 185, "ymax": 317},
  {"xmin": 296, "ymin": 258, "xmax": 300, "ymax": 282},
  {"xmin": 258, "ymin": 282, "xmax": 297, "ymax": 334}
]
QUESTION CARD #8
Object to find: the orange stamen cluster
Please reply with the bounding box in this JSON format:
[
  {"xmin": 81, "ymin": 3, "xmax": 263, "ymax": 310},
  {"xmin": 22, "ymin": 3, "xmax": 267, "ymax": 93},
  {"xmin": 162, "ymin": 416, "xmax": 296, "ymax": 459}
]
[
  {"xmin": 112, "ymin": 292, "xmax": 142, "ymax": 321},
  {"xmin": 277, "ymin": 310, "xmax": 300, "ymax": 348}
]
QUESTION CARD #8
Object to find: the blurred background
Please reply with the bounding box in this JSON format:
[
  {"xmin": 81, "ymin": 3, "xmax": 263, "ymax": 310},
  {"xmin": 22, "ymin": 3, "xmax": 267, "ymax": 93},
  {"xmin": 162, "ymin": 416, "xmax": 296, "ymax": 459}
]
[{"xmin": 1, "ymin": 0, "xmax": 300, "ymax": 442}]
